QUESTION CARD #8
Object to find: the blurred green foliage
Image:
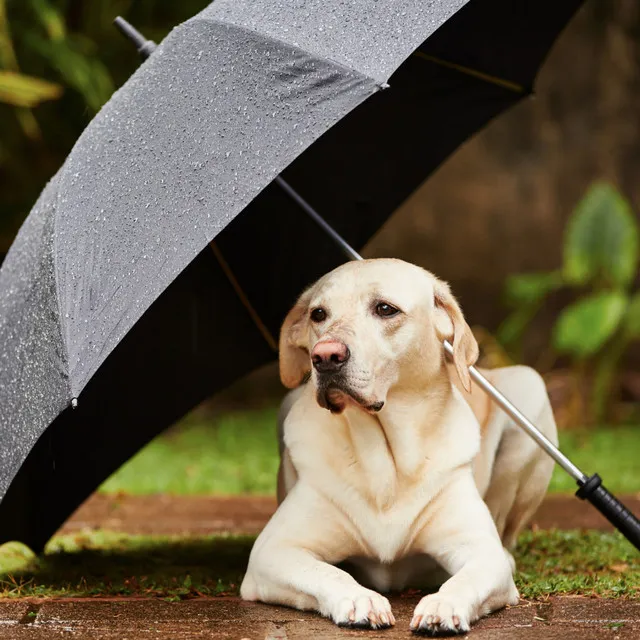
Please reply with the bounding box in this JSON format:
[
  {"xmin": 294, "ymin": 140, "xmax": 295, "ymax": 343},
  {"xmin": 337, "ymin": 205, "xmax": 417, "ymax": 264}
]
[
  {"xmin": 99, "ymin": 404, "xmax": 640, "ymax": 496},
  {"xmin": 0, "ymin": 0, "xmax": 210, "ymax": 253},
  {"xmin": 499, "ymin": 182, "xmax": 640, "ymax": 423}
]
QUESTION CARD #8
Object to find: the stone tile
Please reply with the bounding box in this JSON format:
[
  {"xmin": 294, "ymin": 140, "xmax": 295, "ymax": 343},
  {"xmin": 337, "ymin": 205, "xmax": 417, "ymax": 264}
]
[
  {"xmin": 549, "ymin": 595, "xmax": 640, "ymax": 623},
  {"xmin": 0, "ymin": 600, "xmax": 31, "ymax": 625},
  {"xmin": 0, "ymin": 596, "xmax": 637, "ymax": 640}
]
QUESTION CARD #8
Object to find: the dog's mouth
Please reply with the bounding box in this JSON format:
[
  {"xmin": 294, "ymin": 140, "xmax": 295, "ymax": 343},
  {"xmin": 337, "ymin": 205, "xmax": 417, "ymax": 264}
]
[{"xmin": 316, "ymin": 378, "xmax": 384, "ymax": 415}]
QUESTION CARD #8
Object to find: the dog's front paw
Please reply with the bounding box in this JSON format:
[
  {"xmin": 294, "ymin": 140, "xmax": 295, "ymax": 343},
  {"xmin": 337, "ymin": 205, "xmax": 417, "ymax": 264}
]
[
  {"xmin": 328, "ymin": 588, "xmax": 395, "ymax": 629},
  {"xmin": 410, "ymin": 594, "xmax": 470, "ymax": 636}
]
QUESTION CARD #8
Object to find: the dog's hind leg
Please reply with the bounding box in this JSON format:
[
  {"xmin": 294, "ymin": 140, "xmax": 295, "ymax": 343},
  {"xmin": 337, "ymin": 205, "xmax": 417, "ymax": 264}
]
[{"xmin": 480, "ymin": 366, "xmax": 557, "ymax": 550}]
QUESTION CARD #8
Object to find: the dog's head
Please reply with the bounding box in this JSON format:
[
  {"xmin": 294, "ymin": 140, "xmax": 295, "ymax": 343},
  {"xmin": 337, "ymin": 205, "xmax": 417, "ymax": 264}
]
[{"xmin": 279, "ymin": 258, "xmax": 478, "ymax": 414}]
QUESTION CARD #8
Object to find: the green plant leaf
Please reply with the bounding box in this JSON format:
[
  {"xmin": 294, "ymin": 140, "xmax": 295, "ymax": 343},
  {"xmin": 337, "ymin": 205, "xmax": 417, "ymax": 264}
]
[
  {"xmin": 0, "ymin": 70, "xmax": 62, "ymax": 107},
  {"xmin": 497, "ymin": 306, "xmax": 539, "ymax": 348},
  {"xmin": 504, "ymin": 271, "xmax": 563, "ymax": 306},
  {"xmin": 553, "ymin": 291, "xmax": 628, "ymax": 358},
  {"xmin": 15, "ymin": 107, "xmax": 42, "ymax": 140},
  {"xmin": 592, "ymin": 334, "xmax": 627, "ymax": 424},
  {"xmin": 28, "ymin": 0, "xmax": 66, "ymax": 41},
  {"xmin": 623, "ymin": 292, "xmax": 640, "ymax": 339},
  {"xmin": 23, "ymin": 33, "xmax": 113, "ymax": 112},
  {"xmin": 563, "ymin": 182, "xmax": 639, "ymax": 288},
  {"xmin": 0, "ymin": 0, "xmax": 20, "ymax": 71}
]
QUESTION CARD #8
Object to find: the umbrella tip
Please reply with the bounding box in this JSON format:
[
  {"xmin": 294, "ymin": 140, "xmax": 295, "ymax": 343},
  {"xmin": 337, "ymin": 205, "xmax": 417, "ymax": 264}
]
[{"xmin": 113, "ymin": 16, "xmax": 157, "ymax": 60}]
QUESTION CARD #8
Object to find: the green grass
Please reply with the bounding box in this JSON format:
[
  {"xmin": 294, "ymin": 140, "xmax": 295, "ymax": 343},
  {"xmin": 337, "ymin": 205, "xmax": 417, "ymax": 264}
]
[
  {"xmin": 0, "ymin": 532, "xmax": 252, "ymax": 599},
  {"xmin": 549, "ymin": 426, "xmax": 640, "ymax": 493},
  {"xmin": 516, "ymin": 529, "xmax": 639, "ymax": 599},
  {"xmin": 100, "ymin": 408, "xmax": 640, "ymax": 496},
  {"xmin": 0, "ymin": 529, "xmax": 637, "ymax": 599},
  {"xmin": 100, "ymin": 409, "xmax": 279, "ymax": 495}
]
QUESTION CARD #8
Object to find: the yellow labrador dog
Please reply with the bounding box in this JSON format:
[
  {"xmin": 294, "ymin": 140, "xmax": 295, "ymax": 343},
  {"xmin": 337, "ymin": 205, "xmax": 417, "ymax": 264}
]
[{"xmin": 241, "ymin": 258, "xmax": 556, "ymax": 635}]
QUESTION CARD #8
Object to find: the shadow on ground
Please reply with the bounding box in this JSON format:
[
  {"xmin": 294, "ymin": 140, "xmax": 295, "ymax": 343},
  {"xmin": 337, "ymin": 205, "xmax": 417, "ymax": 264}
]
[
  {"xmin": 1, "ymin": 528, "xmax": 638, "ymax": 600},
  {"xmin": 0, "ymin": 533, "xmax": 254, "ymax": 598}
]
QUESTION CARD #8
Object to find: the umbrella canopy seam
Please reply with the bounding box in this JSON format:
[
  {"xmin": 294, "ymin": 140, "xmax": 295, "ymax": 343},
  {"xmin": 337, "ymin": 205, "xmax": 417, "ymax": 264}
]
[
  {"xmin": 209, "ymin": 241, "xmax": 278, "ymax": 351},
  {"xmin": 185, "ymin": 14, "xmax": 390, "ymax": 91},
  {"xmin": 412, "ymin": 51, "xmax": 526, "ymax": 94},
  {"xmin": 46, "ymin": 175, "xmax": 74, "ymax": 405},
  {"xmin": 202, "ymin": 0, "xmax": 472, "ymax": 84}
]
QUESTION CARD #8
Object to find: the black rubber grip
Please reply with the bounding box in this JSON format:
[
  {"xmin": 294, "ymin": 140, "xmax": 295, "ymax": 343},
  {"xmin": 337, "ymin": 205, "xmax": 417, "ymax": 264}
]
[{"xmin": 576, "ymin": 474, "xmax": 640, "ymax": 551}]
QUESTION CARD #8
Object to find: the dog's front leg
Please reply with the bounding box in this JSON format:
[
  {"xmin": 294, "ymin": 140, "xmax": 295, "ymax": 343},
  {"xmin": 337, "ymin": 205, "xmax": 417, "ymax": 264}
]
[
  {"xmin": 411, "ymin": 476, "xmax": 519, "ymax": 636},
  {"xmin": 241, "ymin": 486, "xmax": 395, "ymax": 629},
  {"xmin": 243, "ymin": 545, "xmax": 395, "ymax": 628}
]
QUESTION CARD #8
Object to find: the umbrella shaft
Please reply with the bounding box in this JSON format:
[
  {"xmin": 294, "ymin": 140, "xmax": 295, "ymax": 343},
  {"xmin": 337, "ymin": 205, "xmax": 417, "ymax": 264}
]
[
  {"xmin": 444, "ymin": 342, "xmax": 585, "ymax": 482},
  {"xmin": 275, "ymin": 177, "xmax": 360, "ymax": 261},
  {"xmin": 276, "ymin": 177, "xmax": 587, "ymax": 484}
]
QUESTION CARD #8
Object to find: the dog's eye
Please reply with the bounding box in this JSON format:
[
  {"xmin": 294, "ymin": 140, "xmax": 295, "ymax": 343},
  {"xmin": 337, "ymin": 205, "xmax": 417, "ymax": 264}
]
[
  {"xmin": 375, "ymin": 302, "xmax": 400, "ymax": 317},
  {"xmin": 310, "ymin": 307, "xmax": 327, "ymax": 323}
]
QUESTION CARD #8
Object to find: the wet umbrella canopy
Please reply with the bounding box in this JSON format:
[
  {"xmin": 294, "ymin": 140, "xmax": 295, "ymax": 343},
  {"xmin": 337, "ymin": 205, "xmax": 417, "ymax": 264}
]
[{"xmin": 0, "ymin": 0, "xmax": 583, "ymax": 550}]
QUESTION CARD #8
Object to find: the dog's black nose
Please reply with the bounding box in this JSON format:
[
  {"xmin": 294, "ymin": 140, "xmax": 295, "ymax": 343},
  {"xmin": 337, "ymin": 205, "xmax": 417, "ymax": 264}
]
[{"xmin": 311, "ymin": 340, "xmax": 350, "ymax": 373}]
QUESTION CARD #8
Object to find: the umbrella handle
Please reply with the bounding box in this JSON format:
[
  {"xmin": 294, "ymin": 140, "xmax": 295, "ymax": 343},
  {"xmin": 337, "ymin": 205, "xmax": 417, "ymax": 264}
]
[{"xmin": 576, "ymin": 474, "xmax": 640, "ymax": 550}]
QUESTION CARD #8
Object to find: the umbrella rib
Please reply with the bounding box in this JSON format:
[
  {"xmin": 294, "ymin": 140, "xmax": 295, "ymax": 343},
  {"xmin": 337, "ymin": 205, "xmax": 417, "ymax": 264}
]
[
  {"xmin": 413, "ymin": 51, "xmax": 525, "ymax": 94},
  {"xmin": 209, "ymin": 241, "xmax": 278, "ymax": 352}
]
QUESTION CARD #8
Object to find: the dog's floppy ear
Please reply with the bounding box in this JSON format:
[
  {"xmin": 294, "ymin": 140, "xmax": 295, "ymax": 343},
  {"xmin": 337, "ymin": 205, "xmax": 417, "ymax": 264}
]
[
  {"xmin": 433, "ymin": 279, "xmax": 478, "ymax": 393},
  {"xmin": 279, "ymin": 290, "xmax": 312, "ymax": 389}
]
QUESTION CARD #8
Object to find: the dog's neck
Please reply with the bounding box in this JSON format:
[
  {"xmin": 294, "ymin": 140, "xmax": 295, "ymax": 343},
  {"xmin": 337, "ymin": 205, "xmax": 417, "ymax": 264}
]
[
  {"xmin": 340, "ymin": 370, "xmax": 454, "ymax": 510},
  {"xmin": 379, "ymin": 371, "xmax": 453, "ymax": 474}
]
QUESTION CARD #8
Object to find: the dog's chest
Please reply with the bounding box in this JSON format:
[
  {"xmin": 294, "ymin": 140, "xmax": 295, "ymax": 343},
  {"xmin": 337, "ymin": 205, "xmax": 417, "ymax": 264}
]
[
  {"xmin": 299, "ymin": 426, "xmax": 443, "ymax": 560},
  {"xmin": 334, "ymin": 475, "xmax": 441, "ymax": 562},
  {"xmin": 343, "ymin": 425, "xmax": 400, "ymax": 510},
  {"xmin": 361, "ymin": 496, "xmax": 436, "ymax": 561},
  {"xmin": 313, "ymin": 410, "xmax": 406, "ymax": 509}
]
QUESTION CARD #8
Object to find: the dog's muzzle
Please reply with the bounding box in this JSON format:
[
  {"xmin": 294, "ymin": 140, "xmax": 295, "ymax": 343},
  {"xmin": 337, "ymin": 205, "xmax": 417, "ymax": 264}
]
[{"xmin": 315, "ymin": 377, "xmax": 384, "ymax": 415}]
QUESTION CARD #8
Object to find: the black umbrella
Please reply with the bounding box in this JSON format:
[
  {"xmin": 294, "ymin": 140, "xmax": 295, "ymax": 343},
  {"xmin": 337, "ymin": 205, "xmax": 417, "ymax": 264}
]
[{"xmin": 0, "ymin": 0, "xmax": 592, "ymax": 551}]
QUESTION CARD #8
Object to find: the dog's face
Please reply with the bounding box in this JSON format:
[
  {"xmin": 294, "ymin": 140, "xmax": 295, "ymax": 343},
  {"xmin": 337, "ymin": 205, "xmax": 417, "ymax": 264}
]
[{"xmin": 279, "ymin": 259, "xmax": 478, "ymax": 414}]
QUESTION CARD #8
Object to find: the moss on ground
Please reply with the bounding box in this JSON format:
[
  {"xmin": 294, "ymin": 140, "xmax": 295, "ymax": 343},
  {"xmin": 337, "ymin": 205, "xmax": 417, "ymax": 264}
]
[
  {"xmin": 0, "ymin": 531, "xmax": 252, "ymax": 599},
  {"xmin": 0, "ymin": 529, "xmax": 637, "ymax": 600},
  {"xmin": 515, "ymin": 529, "xmax": 639, "ymax": 599}
]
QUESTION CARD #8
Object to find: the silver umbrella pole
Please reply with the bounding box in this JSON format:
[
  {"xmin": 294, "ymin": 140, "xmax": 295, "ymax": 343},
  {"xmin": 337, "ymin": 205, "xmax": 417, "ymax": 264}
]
[
  {"xmin": 441, "ymin": 340, "xmax": 584, "ymax": 480},
  {"xmin": 275, "ymin": 176, "xmax": 640, "ymax": 550},
  {"xmin": 115, "ymin": 16, "xmax": 640, "ymax": 550}
]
